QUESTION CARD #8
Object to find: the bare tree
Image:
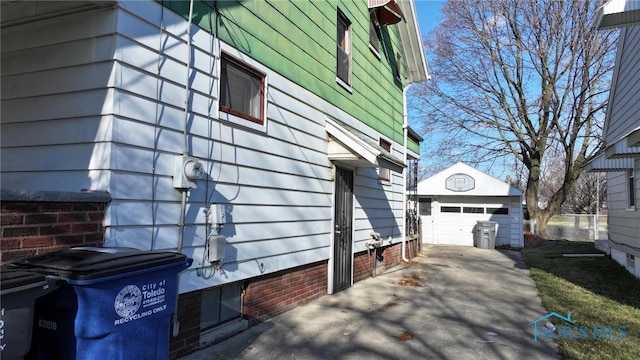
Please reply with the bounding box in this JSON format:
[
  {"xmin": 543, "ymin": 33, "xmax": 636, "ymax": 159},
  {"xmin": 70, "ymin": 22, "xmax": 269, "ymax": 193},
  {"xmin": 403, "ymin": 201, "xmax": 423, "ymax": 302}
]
[
  {"xmin": 562, "ymin": 171, "xmax": 607, "ymax": 214},
  {"xmin": 412, "ymin": 0, "xmax": 617, "ymax": 236}
]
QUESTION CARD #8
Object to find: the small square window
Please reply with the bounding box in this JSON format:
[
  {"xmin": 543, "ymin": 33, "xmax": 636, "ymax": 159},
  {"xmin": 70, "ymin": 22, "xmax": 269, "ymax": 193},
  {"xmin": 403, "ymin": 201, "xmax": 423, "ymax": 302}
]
[
  {"xmin": 419, "ymin": 198, "xmax": 432, "ymax": 216},
  {"xmin": 378, "ymin": 138, "xmax": 392, "ymax": 181},
  {"xmin": 628, "ymin": 169, "xmax": 635, "ymax": 209},
  {"xmin": 336, "ymin": 10, "xmax": 352, "ymax": 85},
  {"xmin": 220, "ymin": 54, "xmax": 266, "ymax": 125}
]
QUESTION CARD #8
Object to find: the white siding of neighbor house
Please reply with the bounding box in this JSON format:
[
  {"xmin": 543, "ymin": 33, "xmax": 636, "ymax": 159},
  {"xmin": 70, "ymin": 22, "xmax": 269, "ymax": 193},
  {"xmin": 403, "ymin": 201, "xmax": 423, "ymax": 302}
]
[
  {"xmin": 606, "ymin": 166, "xmax": 640, "ymax": 259},
  {"xmin": 605, "ymin": 26, "xmax": 640, "ymax": 143},
  {"xmin": 1, "ymin": 1, "xmax": 407, "ymax": 293},
  {"xmin": 602, "ymin": 25, "xmax": 640, "ymax": 262}
]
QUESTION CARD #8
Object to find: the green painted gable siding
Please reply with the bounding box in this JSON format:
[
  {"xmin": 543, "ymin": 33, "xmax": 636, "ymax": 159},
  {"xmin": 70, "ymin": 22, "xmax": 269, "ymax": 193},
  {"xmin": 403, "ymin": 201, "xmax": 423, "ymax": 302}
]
[
  {"xmin": 408, "ymin": 136, "xmax": 420, "ymax": 154},
  {"xmin": 160, "ymin": 0, "xmax": 407, "ymax": 144}
]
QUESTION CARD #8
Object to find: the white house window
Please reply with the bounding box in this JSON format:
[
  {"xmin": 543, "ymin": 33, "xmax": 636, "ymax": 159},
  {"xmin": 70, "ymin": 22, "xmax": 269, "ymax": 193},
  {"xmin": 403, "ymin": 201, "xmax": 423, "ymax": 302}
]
[
  {"xmin": 378, "ymin": 138, "xmax": 392, "ymax": 181},
  {"xmin": 628, "ymin": 169, "xmax": 635, "ymax": 209},
  {"xmin": 336, "ymin": 9, "xmax": 352, "ymax": 85},
  {"xmin": 220, "ymin": 54, "xmax": 266, "ymax": 125},
  {"xmin": 627, "ymin": 253, "xmax": 636, "ymax": 273},
  {"xmin": 395, "ymin": 52, "xmax": 403, "ymax": 81},
  {"xmin": 369, "ymin": 9, "xmax": 381, "ymax": 54}
]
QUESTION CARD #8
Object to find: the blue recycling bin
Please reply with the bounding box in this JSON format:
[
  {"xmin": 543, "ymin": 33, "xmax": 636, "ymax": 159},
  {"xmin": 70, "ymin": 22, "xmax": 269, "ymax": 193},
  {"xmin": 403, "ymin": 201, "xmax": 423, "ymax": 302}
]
[
  {"xmin": 10, "ymin": 247, "xmax": 192, "ymax": 360},
  {"xmin": 0, "ymin": 267, "xmax": 59, "ymax": 360}
]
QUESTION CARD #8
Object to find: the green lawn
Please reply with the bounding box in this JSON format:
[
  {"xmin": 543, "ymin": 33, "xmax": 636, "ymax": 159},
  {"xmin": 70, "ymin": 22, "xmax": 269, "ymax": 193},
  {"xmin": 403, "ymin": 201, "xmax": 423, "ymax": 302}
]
[{"xmin": 522, "ymin": 240, "xmax": 640, "ymax": 359}]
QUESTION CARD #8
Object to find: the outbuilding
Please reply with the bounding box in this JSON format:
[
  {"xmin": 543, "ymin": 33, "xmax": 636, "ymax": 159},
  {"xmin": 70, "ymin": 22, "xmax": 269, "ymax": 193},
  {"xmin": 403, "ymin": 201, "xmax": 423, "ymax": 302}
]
[{"xmin": 417, "ymin": 162, "xmax": 524, "ymax": 248}]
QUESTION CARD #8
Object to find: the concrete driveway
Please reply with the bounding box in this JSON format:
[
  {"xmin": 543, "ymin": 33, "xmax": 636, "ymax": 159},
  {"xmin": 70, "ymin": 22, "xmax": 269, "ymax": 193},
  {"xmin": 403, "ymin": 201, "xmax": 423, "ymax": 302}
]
[{"xmin": 181, "ymin": 246, "xmax": 558, "ymax": 360}]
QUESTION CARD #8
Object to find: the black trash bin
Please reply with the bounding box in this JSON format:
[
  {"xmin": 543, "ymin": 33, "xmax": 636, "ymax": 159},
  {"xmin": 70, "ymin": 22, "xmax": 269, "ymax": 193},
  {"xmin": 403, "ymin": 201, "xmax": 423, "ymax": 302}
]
[
  {"xmin": 10, "ymin": 247, "xmax": 192, "ymax": 360},
  {"xmin": 0, "ymin": 267, "xmax": 59, "ymax": 360}
]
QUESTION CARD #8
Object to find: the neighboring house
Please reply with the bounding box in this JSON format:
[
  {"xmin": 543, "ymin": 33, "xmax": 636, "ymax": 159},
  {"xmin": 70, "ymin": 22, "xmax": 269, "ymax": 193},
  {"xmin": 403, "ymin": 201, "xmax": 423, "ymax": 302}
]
[
  {"xmin": 416, "ymin": 162, "xmax": 525, "ymax": 248},
  {"xmin": 587, "ymin": 0, "xmax": 640, "ymax": 278},
  {"xmin": 0, "ymin": 0, "xmax": 428, "ymax": 357}
]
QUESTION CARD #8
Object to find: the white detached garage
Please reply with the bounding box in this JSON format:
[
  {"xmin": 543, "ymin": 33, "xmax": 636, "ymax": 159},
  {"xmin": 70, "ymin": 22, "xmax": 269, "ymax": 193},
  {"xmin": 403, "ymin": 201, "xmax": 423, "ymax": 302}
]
[{"xmin": 417, "ymin": 162, "xmax": 524, "ymax": 248}]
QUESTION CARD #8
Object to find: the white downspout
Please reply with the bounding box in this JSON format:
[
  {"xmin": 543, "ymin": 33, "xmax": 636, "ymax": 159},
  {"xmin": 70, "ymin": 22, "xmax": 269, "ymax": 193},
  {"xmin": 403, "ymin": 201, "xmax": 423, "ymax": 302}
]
[
  {"xmin": 173, "ymin": 0, "xmax": 195, "ymax": 338},
  {"xmin": 401, "ymin": 84, "xmax": 411, "ymax": 263}
]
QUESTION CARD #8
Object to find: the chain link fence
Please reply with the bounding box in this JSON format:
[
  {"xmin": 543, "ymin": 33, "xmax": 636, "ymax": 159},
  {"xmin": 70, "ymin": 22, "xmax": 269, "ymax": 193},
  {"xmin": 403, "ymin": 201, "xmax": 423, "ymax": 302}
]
[{"xmin": 525, "ymin": 214, "xmax": 608, "ymax": 241}]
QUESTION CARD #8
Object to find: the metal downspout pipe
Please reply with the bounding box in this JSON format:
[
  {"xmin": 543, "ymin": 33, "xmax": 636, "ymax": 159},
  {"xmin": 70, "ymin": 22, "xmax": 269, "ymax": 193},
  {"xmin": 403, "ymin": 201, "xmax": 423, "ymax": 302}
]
[
  {"xmin": 401, "ymin": 84, "xmax": 411, "ymax": 263},
  {"xmin": 173, "ymin": 0, "xmax": 195, "ymax": 338}
]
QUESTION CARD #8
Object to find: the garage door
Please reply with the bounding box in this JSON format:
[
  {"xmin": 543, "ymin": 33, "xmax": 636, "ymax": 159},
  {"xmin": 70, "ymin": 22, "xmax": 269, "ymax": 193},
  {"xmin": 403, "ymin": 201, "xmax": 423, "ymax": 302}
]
[{"xmin": 436, "ymin": 197, "xmax": 512, "ymax": 246}]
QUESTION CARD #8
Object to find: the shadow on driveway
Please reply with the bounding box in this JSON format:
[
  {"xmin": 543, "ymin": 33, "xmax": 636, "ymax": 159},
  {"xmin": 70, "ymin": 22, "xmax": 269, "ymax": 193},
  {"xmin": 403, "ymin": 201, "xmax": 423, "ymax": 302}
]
[{"xmin": 181, "ymin": 245, "xmax": 558, "ymax": 360}]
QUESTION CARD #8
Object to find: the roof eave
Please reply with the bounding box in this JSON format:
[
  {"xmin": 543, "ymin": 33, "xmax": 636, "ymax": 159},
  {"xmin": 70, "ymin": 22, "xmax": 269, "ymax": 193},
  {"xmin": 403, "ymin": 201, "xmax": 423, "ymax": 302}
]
[{"xmin": 396, "ymin": 0, "xmax": 430, "ymax": 83}]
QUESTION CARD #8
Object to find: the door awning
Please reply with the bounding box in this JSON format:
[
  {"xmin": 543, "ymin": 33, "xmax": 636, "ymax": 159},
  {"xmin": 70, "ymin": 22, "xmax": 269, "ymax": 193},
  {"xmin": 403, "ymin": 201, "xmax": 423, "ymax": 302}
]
[
  {"xmin": 326, "ymin": 118, "xmax": 405, "ymax": 171},
  {"xmin": 368, "ymin": 0, "xmax": 403, "ymax": 25},
  {"xmin": 586, "ymin": 152, "xmax": 635, "ymax": 172}
]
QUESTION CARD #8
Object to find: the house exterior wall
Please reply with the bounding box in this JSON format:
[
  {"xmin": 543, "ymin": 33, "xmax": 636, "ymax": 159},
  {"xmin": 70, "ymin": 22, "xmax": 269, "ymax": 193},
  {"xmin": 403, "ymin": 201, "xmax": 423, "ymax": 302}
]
[
  {"xmin": 161, "ymin": 0, "xmax": 407, "ymax": 145},
  {"xmin": 604, "ymin": 27, "xmax": 640, "ymax": 142},
  {"xmin": 600, "ymin": 26, "xmax": 640, "ymax": 269},
  {"xmin": 1, "ymin": 1, "xmax": 422, "ymax": 356},
  {"xmin": 1, "ymin": 0, "xmax": 413, "ymax": 293}
]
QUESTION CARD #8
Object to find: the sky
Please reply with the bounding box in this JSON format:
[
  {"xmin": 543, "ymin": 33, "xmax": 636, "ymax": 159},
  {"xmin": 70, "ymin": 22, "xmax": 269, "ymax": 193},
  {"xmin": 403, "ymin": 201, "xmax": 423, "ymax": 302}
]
[
  {"xmin": 409, "ymin": 1, "xmax": 512, "ymax": 180},
  {"xmin": 414, "ymin": 0, "xmax": 445, "ymax": 34}
]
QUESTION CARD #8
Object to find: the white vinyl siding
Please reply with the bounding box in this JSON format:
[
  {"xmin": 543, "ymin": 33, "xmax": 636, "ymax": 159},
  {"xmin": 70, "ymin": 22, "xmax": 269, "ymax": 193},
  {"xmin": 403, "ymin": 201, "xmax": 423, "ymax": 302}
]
[
  {"xmin": 605, "ymin": 27, "xmax": 640, "ymax": 142},
  {"xmin": 0, "ymin": 1, "xmax": 408, "ymax": 294},
  {"xmin": 600, "ymin": 25, "xmax": 640, "ymax": 261}
]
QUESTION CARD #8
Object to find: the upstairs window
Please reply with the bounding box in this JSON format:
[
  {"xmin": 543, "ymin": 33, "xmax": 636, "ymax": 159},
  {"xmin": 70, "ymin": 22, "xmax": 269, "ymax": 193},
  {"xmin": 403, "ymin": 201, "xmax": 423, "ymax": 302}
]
[
  {"xmin": 220, "ymin": 53, "xmax": 266, "ymax": 125},
  {"xmin": 395, "ymin": 52, "xmax": 403, "ymax": 81},
  {"xmin": 369, "ymin": 9, "xmax": 381, "ymax": 54},
  {"xmin": 336, "ymin": 10, "xmax": 352, "ymax": 85}
]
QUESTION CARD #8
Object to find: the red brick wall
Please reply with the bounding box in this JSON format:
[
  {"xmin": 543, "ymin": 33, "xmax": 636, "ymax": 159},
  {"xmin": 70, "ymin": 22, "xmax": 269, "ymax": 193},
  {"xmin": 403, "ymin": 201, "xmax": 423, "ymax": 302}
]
[
  {"xmin": 0, "ymin": 191, "xmax": 109, "ymax": 263},
  {"xmin": 353, "ymin": 239, "xmax": 419, "ymax": 282},
  {"xmin": 168, "ymin": 240, "xmax": 420, "ymax": 358},
  {"xmin": 243, "ymin": 261, "xmax": 327, "ymax": 325},
  {"xmin": 169, "ymin": 290, "xmax": 202, "ymax": 359},
  {"xmin": 354, "ymin": 248, "xmax": 375, "ymax": 282}
]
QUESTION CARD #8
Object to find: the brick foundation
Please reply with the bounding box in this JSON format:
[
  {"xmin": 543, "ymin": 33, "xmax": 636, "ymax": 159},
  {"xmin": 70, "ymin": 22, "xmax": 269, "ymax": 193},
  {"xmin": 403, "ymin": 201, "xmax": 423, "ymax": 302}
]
[
  {"xmin": 169, "ymin": 290, "xmax": 202, "ymax": 359},
  {"xmin": 243, "ymin": 260, "xmax": 328, "ymax": 325},
  {"xmin": 170, "ymin": 240, "xmax": 420, "ymax": 359},
  {"xmin": 0, "ymin": 190, "xmax": 110, "ymax": 263}
]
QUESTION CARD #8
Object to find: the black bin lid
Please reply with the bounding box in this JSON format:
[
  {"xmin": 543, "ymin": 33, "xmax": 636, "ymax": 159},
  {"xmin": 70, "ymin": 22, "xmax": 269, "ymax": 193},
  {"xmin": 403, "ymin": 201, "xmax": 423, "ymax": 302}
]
[
  {"xmin": 7, "ymin": 247, "xmax": 188, "ymax": 281},
  {"xmin": 0, "ymin": 267, "xmax": 56, "ymax": 294}
]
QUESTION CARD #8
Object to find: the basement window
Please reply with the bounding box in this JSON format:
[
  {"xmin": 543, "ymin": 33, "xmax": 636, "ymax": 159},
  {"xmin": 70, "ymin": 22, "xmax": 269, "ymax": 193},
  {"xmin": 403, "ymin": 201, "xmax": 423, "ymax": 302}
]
[
  {"xmin": 200, "ymin": 282, "xmax": 242, "ymax": 331},
  {"xmin": 627, "ymin": 253, "xmax": 636, "ymax": 273}
]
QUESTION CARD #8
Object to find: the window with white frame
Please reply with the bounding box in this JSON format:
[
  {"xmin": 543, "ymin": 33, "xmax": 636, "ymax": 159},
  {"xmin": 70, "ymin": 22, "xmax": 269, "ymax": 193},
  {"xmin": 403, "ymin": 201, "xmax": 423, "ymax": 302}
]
[
  {"xmin": 220, "ymin": 53, "xmax": 266, "ymax": 125},
  {"xmin": 378, "ymin": 138, "xmax": 392, "ymax": 181},
  {"xmin": 369, "ymin": 9, "xmax": 381, "ymax": 54},
  {"xmin": 336, "ymin": 9, "xmax": 352, "ymax": 85},
  {"xmin": 628, "ymin": 169, "xmax": 636, "ymax": 209}
]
